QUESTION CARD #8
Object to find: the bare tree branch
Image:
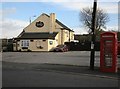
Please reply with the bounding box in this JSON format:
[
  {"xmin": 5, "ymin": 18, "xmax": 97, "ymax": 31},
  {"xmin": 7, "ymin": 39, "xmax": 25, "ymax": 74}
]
[{"xmin": 80, "ymin": 7, "xmax": 109, "ymax": 35}]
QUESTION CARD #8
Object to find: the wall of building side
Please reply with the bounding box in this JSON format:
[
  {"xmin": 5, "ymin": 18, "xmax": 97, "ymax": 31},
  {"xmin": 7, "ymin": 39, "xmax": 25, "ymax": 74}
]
[
  {"xmin": 48, "ymin": 39, "xmax": 56, "ymax": 51},
  {"xmin": 55, "ymin": 25, "xmax": 61, "ymax": 45},
  {"xmin": 28, "ymin": 39, "xmax": 48, "ymax": 51},
  {"xmin": 63, "ymin": 30, "xmax": 69, "ymax": 43},
  {"xmin": 55, "ymin": 21, "xmax": 74, "ymax": 44},
  {"xmin": 24, "ymin": 14, "xmax": 50, "ymax": 33},
  {"xmin": 59, "ymin": 29, "xmax": 74, "ymax": 44},
  {"xmin": 14, "ymin": 13, "xmax": 75, "ymax": 52},
  {"xmin": 16, "ymin": 41, "xmax": 21, "ymax": 51},
  {"xmin": 54, "ymin": 33, "xmax": 59, "ymax": 46},
  {"xmin": 49, "ymin": 13, "xmax": 56, "ymax": 33},
  {"xmin": 13, "ymin": 43, "xmax": 17, "ymax": 51},
  {"xmin": 61, "ymin": 30, "xmax": 64, "ymax": 44},
  {"xmin": 21, "ymin": 13, "xmax": 74, "ymax": 45},
  {"xmin": 14, "ymin": 39, "xmax": 58, "ymax": 51},
  {"xmin": 70, "ymin": 31, "xmax": 74, "ymax": 41},
  {"xmin": 14, "ymin": 39, "xmax": 48, "ymax": 51}
]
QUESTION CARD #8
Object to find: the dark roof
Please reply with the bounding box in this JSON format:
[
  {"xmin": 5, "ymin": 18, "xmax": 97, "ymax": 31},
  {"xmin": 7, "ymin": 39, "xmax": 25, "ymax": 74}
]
[
  {"xmin": 16, "ymin": 32, "xmax": 58, "ymax": 39},
  {"xmin": 43, "ymin": 13, "xmax": 74, "ymax": 32},
  {"xmin": 56, "ymin": 20, "xmax": 74, "ymax": 32}
]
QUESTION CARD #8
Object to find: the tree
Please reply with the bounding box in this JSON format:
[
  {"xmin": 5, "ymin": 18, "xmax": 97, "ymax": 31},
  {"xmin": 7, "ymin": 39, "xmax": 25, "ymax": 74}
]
[{"xmin": 80, "ymin": 7, "xmax": 109, "ymax": 35}]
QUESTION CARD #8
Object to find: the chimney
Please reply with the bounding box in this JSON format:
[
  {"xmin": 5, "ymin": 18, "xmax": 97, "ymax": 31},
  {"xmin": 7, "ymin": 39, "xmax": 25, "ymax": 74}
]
[{"xmin": 50, "ymin": 13, "xmax": 56, "ymax": 33}]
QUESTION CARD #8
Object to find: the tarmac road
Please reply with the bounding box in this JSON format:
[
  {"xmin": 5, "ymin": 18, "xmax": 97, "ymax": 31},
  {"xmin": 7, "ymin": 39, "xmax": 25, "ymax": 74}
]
[
  {"xmin": 2, "ymin": 51, "xmax": 100, "ymax": 66},
  {"xmin": 2, "ymin": 51, "xmax": 120, "ymax": 67},
  {"xmin": 1, "ymin": 51, "xmax": 120, "ymax": 87},
  {"xmin": 2, "ymin": 62, "xmax": 118, "ymax": 87}
]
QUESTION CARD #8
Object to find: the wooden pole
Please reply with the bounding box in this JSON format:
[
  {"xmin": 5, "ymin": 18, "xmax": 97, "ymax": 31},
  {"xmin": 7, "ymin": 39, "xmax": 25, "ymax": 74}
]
[{"xmin": 90, "ymin": 0, "xmax": 97, "ymax": 70}]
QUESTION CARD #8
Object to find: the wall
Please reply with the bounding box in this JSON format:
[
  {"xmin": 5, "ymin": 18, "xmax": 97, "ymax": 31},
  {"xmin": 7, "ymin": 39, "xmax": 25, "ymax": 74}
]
[
  {"xmin": 29, "ymin": 39, "xmax": 48, "ymax": 51},
  {"xmin": 15, "ymin": 13, "xmax": 74, "ymax": 51},
  {"xmin": 13, "ymin": 43, "xmax": 16, "ymax": 51},
  {"xmin": 70, "ymin": 31, "xmax": 74, "ymax": 41},
  {"xmin": 24, "ymin": 14, "xmax": 50, "ymax": 33},
  {"xmin": 65, "ymin": 41, "xmax": 100, "ymax": 51},
  {"xmin": 16, "ymin": 39, "xmax": 48, "ymax": 51},
  {"xmin": 48, "ymin": 39, "xmax": 56, "ymax": 51},
  {"xmin": 14, "ymin": 39, "xmax": 57, "ymax": 51}
]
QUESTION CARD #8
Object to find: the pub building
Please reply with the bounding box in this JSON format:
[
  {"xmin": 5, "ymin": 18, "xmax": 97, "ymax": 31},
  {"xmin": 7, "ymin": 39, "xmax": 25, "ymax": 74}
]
[{"xmin": 13, "ymin": 13, "xmax": 74, "ymax": 51}]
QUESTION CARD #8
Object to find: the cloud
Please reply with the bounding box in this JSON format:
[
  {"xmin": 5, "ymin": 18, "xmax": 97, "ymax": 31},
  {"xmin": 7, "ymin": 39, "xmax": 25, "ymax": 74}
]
[
  {"xmin": 73, "ymin": 25, "xmax": 119, "ymax": 35},
  {"xmin": 0, "ymin": 7, "xmax": 16, "ymax": 16},
  {"xmin": 1, "ymin": 0, "xmax": 120, "ymax": 2},
  {"xmin": 1, "ymin": 18, "xmax": 29, "ymax": 38},
  {"xmin": 58, "ymin": 2, "xmax": 92, "ymax": 11},
  {"xmin": 0, "ymin": 18, "xmax": 88, "ymax": 38},
  {"xmin": 1, "ymin": 1, "xmax": 118, "ymax": 14},
  {"xmin": 0, "ymin": 19, "xmax": 118, "ymax": 39},
  {"xmin": 106, "ymin": 25, "xmax": 118, "ymax": 31},
  {"xmin": 55, "ymin": 2, "xmax": 118, "ymax": 14},
  {"xmin": 0, "ymin": 7, "xmax": 18, "ymax": 38},
  {"xmin": 98, "ymin": 2, "xmax": 118, "ymax": 14},
  {"xmin": 72, "ymin": 27, "xmax": 88, "ymax": 35}
]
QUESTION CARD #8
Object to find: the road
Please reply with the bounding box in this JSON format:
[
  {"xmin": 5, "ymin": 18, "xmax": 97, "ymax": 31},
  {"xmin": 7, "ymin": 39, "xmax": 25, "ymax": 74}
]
[
  {"xmin": 1, "ymin": 51, "xmax": 120, "ymax": 87},
  {"xmin": 2, "ymin": 51, "xmax": 120, "ymax": 67},
  {"xmin": 2, "ymin": 51, "xmax": 101, "ymax": 66},
  {"xmin": 2, "ymin": 62, "xmax": 118, "ymax": 87}
]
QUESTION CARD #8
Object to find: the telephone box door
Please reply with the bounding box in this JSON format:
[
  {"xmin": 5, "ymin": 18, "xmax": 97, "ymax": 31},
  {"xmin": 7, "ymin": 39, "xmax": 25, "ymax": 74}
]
[{"xmin": 100, "ymin": 32, "xmax": 118, "ymax": 73}]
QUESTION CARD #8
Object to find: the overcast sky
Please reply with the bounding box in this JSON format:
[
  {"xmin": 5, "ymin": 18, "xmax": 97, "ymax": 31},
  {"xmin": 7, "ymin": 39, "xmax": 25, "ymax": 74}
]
[{"xmin": 1, "ymin": 0, "xmax": 119, "ymax": 38}]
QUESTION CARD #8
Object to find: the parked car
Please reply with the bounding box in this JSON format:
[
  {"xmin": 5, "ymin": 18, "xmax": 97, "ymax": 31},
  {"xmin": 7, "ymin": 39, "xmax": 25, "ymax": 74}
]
[
  {"xmin": 118, "ymin": 41, "xmax": 120, "ymax": 55},
  {"xmin": 51, "ymin": 45, "xmax": 68, "ymax": 52}
]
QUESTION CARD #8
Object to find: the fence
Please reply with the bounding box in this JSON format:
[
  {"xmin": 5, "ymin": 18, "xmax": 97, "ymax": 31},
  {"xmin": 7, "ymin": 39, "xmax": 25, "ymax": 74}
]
[{"xmin": 65, "ymin": 41, "xmax": 100, "ymax": 51}]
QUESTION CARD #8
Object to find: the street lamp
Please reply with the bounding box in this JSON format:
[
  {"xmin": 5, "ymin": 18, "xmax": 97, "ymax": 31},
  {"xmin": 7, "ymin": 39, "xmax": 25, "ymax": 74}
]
[{"xmin": 29, "ymin": 15, "xmax": 36, "ymax": 24}]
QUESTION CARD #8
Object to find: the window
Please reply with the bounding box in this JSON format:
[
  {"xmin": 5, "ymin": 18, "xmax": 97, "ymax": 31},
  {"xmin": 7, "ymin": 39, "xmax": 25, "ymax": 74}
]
[
  {"xmin": 21, "ymin": 40, "xmax": 29, "ymax": 47},
  {"xmin": 43, "ymin": 40, "xmax": 46, "ymax": 42},
  {"xmin": 49, "ymin": 41, "xmax": 53, "ymax": 45},
  {"xmin": 26, "ymin": 41, "xmax": 29, "ymax": 46},
  {"xmin": 21, "ymin": 41, "xmax": 24, "ymax": 47},
  {"xmin": 30, "ymin": 40, "xmax": 33, "ymax": 42}
]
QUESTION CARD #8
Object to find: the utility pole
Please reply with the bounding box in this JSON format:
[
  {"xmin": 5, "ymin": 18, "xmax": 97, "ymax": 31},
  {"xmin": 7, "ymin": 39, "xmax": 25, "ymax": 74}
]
[
  {"xmin": 118, "ymin": 1, "xmax": 120, "ymax": 32},
  {"xmin": 90, "ymin": 0, "xmax": 97, "ymax": 70}
]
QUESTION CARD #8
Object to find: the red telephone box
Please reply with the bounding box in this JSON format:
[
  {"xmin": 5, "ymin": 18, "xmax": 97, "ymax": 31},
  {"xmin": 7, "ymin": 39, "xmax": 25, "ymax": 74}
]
[{"xmin": 100, "ymin": 32, "xmax": 118, "ymax": 73}]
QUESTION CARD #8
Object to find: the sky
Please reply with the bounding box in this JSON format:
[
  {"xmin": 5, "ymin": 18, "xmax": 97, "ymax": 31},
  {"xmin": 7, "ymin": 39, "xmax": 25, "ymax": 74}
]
[{"xmin": 0, "ymin": 0, "xmax": 119, "ymax": 38}]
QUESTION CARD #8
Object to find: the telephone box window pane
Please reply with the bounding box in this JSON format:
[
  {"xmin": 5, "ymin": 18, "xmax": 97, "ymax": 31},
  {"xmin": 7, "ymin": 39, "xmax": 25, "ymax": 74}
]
[{"xmin": 104, "ymin": 40, "xmax": 113, "ymax": 68}]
